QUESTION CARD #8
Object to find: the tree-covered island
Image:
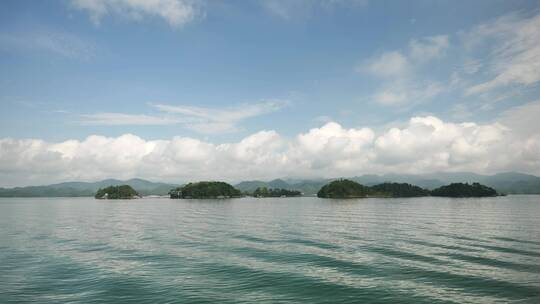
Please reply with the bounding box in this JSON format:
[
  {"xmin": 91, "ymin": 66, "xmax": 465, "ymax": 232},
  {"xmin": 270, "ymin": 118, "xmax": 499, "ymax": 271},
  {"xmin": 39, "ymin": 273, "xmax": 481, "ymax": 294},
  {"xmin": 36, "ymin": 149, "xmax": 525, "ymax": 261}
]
[
  {"xmin": 252, "ymin": 187, "xmax": 302, "ymax": 197},
  {"xmin": 167, "ymin": 180, "xmax": 500, "ymax": 199},
  {"xmin": 169, "ymin": 181, "xmax": 242, "ymax": 199},
  {"xmin": 95, "ymin": 185, "xmax": 140, "ymax": 199},
  {"xmin": 317, "ymin": 179, "xmax": 373, "ymax": 198},
  {"xmin": 317, "ymin": 180, "xmax": 499, "ymax": 198},
  {"xmin": 431, "ymin": 182, "xmax": 498, "ymax": 197}
]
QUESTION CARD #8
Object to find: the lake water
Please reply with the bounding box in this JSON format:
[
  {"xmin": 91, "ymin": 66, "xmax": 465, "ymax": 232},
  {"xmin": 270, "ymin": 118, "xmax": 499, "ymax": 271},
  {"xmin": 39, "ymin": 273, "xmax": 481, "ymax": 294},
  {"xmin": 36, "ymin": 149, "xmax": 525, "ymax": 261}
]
[{"xmin": 1, "ymin": 196, "xmax": 539, "ymax": 303}]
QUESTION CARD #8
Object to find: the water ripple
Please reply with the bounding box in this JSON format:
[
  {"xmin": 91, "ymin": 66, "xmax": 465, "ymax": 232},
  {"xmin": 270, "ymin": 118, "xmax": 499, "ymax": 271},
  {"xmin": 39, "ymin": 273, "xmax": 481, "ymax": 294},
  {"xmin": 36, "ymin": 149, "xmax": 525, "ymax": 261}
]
[{"xmin": 1, "ymin": 196, "xmax": 539, "ymax": 303}]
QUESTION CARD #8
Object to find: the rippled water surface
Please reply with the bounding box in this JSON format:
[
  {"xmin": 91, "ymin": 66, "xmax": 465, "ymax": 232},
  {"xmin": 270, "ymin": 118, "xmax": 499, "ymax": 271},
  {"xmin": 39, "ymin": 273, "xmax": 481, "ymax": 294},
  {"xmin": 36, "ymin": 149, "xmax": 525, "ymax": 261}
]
[{"xmin": 1, "ymin": 196, "xmax": 540, "ymax": 303}]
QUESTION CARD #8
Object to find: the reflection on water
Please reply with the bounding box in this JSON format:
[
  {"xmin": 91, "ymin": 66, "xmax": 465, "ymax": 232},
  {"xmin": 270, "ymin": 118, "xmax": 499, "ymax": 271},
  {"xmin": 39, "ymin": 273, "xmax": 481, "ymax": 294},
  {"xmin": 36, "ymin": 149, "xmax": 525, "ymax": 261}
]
[{"xmin": 1, "ymin": 196, "xmax": 539, "ymax": 303}]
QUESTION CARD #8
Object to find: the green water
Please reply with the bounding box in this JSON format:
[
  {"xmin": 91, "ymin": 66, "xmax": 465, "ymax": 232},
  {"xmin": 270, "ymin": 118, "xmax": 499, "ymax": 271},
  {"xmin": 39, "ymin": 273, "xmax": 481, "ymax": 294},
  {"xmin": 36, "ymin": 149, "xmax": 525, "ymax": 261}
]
[{"xmin": 1, "ymin": 196, "xmax": 539, "ymax": 303}]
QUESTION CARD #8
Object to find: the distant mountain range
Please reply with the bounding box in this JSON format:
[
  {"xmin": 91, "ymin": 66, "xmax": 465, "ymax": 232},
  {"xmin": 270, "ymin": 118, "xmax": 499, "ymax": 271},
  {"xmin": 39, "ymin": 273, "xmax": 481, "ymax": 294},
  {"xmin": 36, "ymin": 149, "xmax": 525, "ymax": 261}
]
[
  {"xmin": 236, "ymin": 172, "xmax": 540, "ymax": 196},
  {"xmin": 0, "ymin": 179, "xmax": 177, "ymax": 197},
  {"xmin": 1, "ymin": 172, "xmax": 539, "ymax": 197}
]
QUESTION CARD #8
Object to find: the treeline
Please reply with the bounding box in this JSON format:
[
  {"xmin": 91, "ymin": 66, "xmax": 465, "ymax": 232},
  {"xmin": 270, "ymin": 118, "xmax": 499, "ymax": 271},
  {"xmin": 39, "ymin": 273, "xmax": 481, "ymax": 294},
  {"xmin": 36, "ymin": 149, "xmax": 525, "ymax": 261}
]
[
  {"xmin": 317, "ymin": 179, "xmax": 500, "ymax": 198},
  {"xmin": 169, "ymin": 181, "xmax": 242, "ymax": 199},
  {"xmin": 370, "ymin": 182, "xmax": 431, "ymax": 197},
  {"xmin": 252, "ymin": 187, "xmax": 302, "ymax": 197}
]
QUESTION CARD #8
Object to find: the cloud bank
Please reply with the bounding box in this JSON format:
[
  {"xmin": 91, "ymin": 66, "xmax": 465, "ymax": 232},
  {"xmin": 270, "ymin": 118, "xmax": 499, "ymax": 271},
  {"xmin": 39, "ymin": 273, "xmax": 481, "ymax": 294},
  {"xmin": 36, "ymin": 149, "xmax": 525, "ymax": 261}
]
[{"xmin": 2, "ymin": 103, "xmax": 540, "ymax": 187}]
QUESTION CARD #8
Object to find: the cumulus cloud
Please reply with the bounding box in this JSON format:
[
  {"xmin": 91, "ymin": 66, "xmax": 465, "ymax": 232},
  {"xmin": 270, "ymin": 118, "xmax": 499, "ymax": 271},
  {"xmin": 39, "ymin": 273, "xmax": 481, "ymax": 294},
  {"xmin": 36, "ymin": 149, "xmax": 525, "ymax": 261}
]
[
  {"xmin": 2, "ymin": 110, "xmax": 540, "ymax": 187},
  {"xmin": 70, "ymin": 0, "xmax": 200, "ymax": 27},
  {"xmin": 373, "ymin": 116, "xmax": 508, "ymax": 172}
]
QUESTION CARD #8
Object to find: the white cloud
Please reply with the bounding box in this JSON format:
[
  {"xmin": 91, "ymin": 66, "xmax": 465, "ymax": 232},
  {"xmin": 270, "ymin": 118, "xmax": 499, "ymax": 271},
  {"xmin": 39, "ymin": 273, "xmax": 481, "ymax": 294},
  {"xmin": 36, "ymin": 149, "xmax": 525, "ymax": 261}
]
[
  {"xmin": 361, "ymin": 35, "xmax": 450, "ymax": 106},
  {"xmin": 373, "ymin": 90, "xmax": 406, "ymax": 106},
  {"xmin": 373, "ymin": 116, "xmax": 508, "ymax": 171},
  {"xmin": 363, "ymin": 34, "xmax": 449, "ymax": 78},
  {"xmin": 77, "ymin": 100, "xmax": 287, "ymax": 133},
  {"xmin": 360, "ymin": 12, "xmax": 540, "ymax": 110},
  {"xmin": 2, "ymin": 109, "xmax": 540, "ymax": 186},
  {"xmin": 78, "ymin": 113, "xmax": 181, "ymax": 125},
  {"xmin": 313, "ymin": 115, "xmax": 333, "ymax": 124},
  {"xmin": 262, "ymin": 0, "xmax": 368, "ymax": 20},
  {"xmin": 263, "ymin": 0, "xmax": 303, "ymax": 20},
  {"xmin": 359, "ymin": 11, "xmax": 540, "ymax": 113},
  {"xmin": 70, "ymin": 0, "xmax": 199, "ymax": 27},
  {"xmin": 373, "ymin": 82, "xmax": 444, "ymax": 106},
  {"xmin": 0, "ymin": 30, "xmax": 95, "ymax": 59},
  {"xmin": 364, "ymin": 51, "xmax": 410, "ymax": 78},
  {"xmin": 498, "ymin": 100, "xmax": 540, "ymax": 138},
  {"xmin": 464, "ymin": 13, "xmax": 540, "ymax": 95},
  {"xmin": 297, "ymin": 122, "xmax": 374, "ymax": 155},
  {"xmin": 152, "ymin": 100, "xmax": 288, "ymax": 133},
  {"xmin": 462, "ymin": 58, "xmax": 482, "ymax": 75},
  {"xmin": 409, "ymin": 35, "xmax": 449, "ymax": 62}
]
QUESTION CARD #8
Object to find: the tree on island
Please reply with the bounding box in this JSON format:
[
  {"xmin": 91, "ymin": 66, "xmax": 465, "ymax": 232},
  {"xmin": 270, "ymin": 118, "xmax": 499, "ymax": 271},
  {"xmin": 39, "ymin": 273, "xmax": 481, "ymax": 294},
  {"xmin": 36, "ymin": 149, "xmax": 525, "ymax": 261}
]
[
  {"xmin": 316, "ymin": 180, "xmax": 499, "ymax": 199},
  {"xmin": 370, "ymin": 183, "xmax": 430, "ymax": 197},
  {"xmin": 317, "ymin": 179, "xmax": 372, "ymax": 198},
  {"xmin": 169, "ymin": 181, "xmax": 242, "ymax": 199},
  {"xmin": 95, "ymin": 185, "xmax": 139, "ymax": 199},
  {"xmin": 252, "ymin": 187, "xmax": 302, "ymax": 197},
  {"xmin": 431, "ymin": 182, "xmax": 498, "ymax": 197}
]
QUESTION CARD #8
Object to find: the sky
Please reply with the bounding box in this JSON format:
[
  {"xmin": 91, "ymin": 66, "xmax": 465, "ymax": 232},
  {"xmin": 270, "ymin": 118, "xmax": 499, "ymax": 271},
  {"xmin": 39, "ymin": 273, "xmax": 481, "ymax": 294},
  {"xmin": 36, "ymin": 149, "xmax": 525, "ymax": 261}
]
[{"xmin": 1, "ymin": 0, "xmax": 540, "ymax": 186}]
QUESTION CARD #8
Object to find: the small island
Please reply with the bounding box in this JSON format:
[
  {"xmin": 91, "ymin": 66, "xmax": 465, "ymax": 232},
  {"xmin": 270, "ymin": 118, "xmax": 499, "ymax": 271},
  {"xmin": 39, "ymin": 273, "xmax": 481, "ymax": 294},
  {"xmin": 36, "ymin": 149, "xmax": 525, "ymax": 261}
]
[
  {"xmin": 95, "ymin": 185, "xmax": 140, "ymax": 199},
  {"xmin": 317, "ymin": 179, "xmax": 372, "ymax": 198},
  {"xmin": 431, "ymin": 182, "xmax": 498, "ymax": 197},
  {"xmin": 252, "ymin": 187, "xmax": 302, "ymax": 197},
  {"xmin": 92, "ymin": 180, "xmax": 501, "ymax": 200},
  {"xmin": 317, "ymin": 180, "xmax": 499, "ymax": 198},
  {"xmin": 169, "ymin": 181, "xmax": 242, "ymax": 199}
]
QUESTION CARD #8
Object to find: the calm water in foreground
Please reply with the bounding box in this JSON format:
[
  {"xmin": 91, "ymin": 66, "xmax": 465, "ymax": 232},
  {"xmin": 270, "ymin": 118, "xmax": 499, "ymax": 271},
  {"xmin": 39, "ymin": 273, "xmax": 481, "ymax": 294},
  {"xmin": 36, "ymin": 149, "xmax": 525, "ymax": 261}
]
[{"xmin": 1, "ymin": 196, "xmax": 540, "ymax": 303}]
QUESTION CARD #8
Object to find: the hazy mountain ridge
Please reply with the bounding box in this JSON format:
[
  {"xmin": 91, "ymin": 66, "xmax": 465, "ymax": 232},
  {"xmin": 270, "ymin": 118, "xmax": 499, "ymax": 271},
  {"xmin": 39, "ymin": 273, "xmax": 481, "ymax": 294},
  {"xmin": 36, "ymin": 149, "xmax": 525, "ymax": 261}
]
[
  {"xmin": 0, "ymin": 172, "xmax": 539, "ymax": 197},
  {"xmin": 237, "ymin": 172, "xmax": 540, "ymax": 196},
  {"xmin": 0, "ymin": 179, "xmax": 177, "ymax": 197}
]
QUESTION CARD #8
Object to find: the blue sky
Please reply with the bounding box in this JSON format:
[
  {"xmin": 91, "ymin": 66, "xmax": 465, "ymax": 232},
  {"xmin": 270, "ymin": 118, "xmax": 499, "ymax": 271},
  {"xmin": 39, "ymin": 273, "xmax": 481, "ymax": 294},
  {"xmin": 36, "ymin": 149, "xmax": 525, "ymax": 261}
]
[{"xmin": 1, "ymin": 0, "xmax": 540, "ymax": 185}]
